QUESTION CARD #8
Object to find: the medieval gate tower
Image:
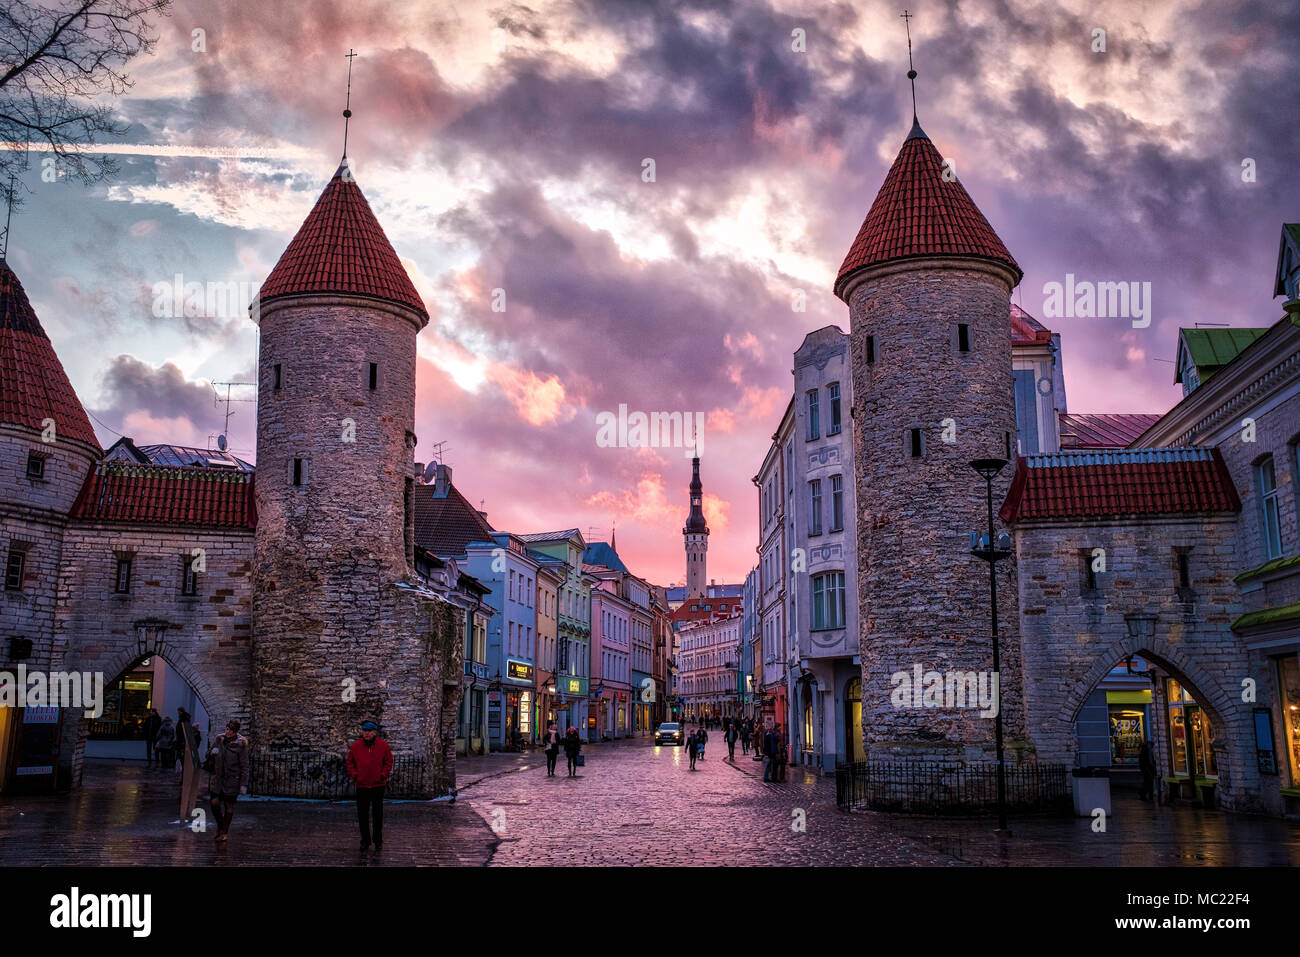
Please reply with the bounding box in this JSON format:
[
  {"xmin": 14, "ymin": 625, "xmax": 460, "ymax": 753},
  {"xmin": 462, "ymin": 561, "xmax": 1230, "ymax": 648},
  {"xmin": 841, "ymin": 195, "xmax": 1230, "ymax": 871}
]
[
  {"xmin": 249, "ymin": 157, "xmax": 462, "ymax": 795},
  {"xmin": 837, "ymin": 116, "xmax": 1027, "ymax": 763}
]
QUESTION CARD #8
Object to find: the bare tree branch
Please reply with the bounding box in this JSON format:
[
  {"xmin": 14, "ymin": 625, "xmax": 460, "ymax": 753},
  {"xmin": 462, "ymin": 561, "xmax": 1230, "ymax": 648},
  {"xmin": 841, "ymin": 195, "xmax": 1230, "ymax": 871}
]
[{"xmin": 0, "ymin": 0, "xmax": 173, "ymax": 198}]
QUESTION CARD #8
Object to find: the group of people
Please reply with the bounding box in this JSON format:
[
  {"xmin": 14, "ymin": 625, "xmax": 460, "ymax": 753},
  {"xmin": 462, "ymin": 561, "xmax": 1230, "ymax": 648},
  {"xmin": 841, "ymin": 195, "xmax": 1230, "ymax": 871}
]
[
  {"xmin": 679, "ymin": 717, "xmax": 787, "ymax": 780},
  {"xmin": 141, "ymin": 707, "xmax": 196, "ymax": 771},
  {"xmin": 541, "ymin": 722, "xmax": 584, "ymax": 777}
]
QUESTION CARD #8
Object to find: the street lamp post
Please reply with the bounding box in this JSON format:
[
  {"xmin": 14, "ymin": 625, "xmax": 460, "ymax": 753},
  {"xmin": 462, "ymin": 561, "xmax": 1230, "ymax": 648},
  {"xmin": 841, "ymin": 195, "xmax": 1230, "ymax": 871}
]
[{"xmin": 969, "ymin": 458, "xmax": 1013, "ymax": 833}]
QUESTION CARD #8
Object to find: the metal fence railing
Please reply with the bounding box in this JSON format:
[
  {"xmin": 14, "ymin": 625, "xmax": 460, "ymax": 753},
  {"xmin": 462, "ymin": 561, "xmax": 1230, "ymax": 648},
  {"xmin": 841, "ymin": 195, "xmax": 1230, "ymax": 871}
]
[
  {"xmin": 835, "ymin": 760, "xmax": 1071, "ymax": 814},
  {"xmin": 248, "ymin": 750, "xmax": 433, "ymax": 799}
]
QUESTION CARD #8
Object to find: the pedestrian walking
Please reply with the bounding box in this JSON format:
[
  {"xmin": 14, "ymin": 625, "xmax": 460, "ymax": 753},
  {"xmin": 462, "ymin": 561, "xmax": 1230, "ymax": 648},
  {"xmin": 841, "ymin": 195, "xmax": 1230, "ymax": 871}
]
[
  {"xmin": 155, "ymin": 716, "xmax": 176, "ymax": 771},
  {"xmin": 686, "ymin": 730, "xmax": 698, "ymax": 770},
  {"xmin": 206, "ymin": 719, "xmax": 249, "ymax": 843},
  {"xmin": 143, "ymin": 708, "xmax": 161, "ymax": 767},
  {"xmin": 775, "ymin": 725, "xmax": 788, "ymax": 782},
  {"xmin": 740, "ymin": 722, "xmax": 750, "ymax": 755},
  {"xmin": 697, "ymin": 726, "xmax": 707, "ymax": 759},
  {"xmin": 762, "ymin": 725, "xmax": 775, "ymax": 781},
  {"xmin": 176, "ymin": 708, "xmax": 202, "ymax": 822},
  {"xmin": 726, "ymin": 722, "xmax": 738, "ymax": 760},
  {"xmin": 562, "ymin": 727, "xmax": 582, "ymax": 776},
  {"xmin": 543, "ymin": 722, "xmax": 561, "ymax": 776},
  {"xmin": 1138, "ymin": 740, "xmax": 1156, "ymax": 801},
  {"xmin": 346, "ymin": 720, "xmax": 393, "ymax": 851}
]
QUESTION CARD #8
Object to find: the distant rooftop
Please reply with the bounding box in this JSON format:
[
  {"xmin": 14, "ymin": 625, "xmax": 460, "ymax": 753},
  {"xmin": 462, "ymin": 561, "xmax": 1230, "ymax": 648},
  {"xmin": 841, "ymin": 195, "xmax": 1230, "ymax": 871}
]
[
  {"xmin": 1058, "ymin": 413, "xmax": 1162, "ymax": 450},
  {"xmin": 103, "ymin": 437, "xmax": 253, "ymax": 471}
]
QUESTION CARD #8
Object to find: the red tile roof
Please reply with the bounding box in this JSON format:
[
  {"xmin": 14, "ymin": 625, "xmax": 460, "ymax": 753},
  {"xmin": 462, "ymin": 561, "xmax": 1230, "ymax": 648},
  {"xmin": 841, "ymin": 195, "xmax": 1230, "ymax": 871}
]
[
  {"xmin": 836, "ymin": 121, "xmax": 1020, "ymax": 300},
  {"xmin": 0, "ymin": 261, "xmax": 100, "ymax": 449},
  {"xmin": 258, "ymin": 161, "xmax": 427, "ymax": 319},
  {"xmin": 1010, "ymin": 303, "xmax": 1052, "ymax": 346},
  {"xmin": 999, "ymin": 448, "xmax": 1240, "ymax": 523},
  {"xmin": 413, "ymin": 482, "xmax": 496, "ymax": 556},
  {"xmin": 70, "ymin": 462, "xmax": 257, "ymax": 528},
  {"xmin": 1058, "ymin": 413, "xmax": 1163, "ymax": 450}
]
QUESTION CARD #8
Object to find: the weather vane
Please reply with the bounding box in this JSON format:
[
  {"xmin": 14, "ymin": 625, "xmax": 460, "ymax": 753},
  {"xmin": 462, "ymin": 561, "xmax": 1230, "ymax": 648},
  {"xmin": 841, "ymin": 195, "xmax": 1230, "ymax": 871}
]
[
  {"xmin": 901, "ymin": 9, "xmax": 918, "ymax": 123},
  {"xmin": 342, "ymin": 48, "xmax": 358, "ymax": 158}
]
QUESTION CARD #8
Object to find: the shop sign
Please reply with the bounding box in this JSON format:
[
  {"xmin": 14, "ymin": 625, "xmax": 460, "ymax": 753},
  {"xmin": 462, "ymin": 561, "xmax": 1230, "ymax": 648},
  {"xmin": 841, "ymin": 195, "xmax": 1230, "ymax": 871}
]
[
  {"xmin": 23, "ymin": 707, "xmax": 59, "ymax": 724},
  {"xmin": 562, "ymin": 676, "xmax": 588, "ymax": 696},
  {"xmin": 466, "ymin": 662, "xmax": 490, "ymax": 680},
  {"xmin": 506, "ymin": 659, "xmax": 534, "ymax": 683}
]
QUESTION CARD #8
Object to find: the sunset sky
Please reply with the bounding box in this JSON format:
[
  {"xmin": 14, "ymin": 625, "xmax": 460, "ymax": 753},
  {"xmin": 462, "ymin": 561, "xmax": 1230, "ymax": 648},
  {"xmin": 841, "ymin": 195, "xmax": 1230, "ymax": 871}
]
[{"xmin": 12, "ymin": 0, "xmax": 1298, "ymax": 587}]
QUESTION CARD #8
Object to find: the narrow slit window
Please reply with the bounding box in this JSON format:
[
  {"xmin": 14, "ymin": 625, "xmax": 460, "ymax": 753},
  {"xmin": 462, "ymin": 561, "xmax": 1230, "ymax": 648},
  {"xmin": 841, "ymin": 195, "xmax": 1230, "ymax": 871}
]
[
  {"xmin": 292, "ymin": 458, "xmax": 305, "ymax": 487},
  {"xmin": 273, "ymin": 364, "xmax": 282, "ymax": 390},
  {"xmin": 1177, "ymin": 551, "xmax": 1191, "ymax": 589},
  {"xmin": 909, "ymin": 428, "xmax": 923, "ymax": 458},
  {"xmin": 866, "ymin": 335, "xmax": 876, "ymax": 364},
  {"xmin": 957, "ymin": 323, "xmax": 971, "ymax": 352},
  {"xmin": 369, "ymin": 362, "xmax": 378, "ymax": 391}
]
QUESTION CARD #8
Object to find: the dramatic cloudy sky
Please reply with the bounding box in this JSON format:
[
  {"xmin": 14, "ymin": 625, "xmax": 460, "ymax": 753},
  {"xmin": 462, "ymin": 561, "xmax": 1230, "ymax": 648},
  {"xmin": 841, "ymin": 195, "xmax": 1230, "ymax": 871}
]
[{"xmin": 12, "ymin": 0, "xmax": 1298, "ymax": 586}]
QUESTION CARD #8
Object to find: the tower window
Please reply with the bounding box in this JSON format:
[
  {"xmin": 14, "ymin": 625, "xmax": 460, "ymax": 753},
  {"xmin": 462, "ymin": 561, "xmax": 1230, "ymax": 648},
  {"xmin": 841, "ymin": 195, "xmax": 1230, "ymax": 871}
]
[
  {"xmin": 908, "ymin": 428, "xmax": 924, "ymax": 458},
  {"xmin": 957, "ymin": 323, "xmax": 971, "ymax": 352},
  {"xmin": 865, "ymin": 335, "xmax": 876, "ymax": 364},
  {"xmin": 273, "ymin": 364, "xmax": 282, "ymax": 390},
  {"xmin": 5, "ymin": 546, "xmax": 27, "ymax": 591},
  {"xmin": 181, "ymin": 554, "xmax": 199, "ymax": 596},
  {"xmin": 292, "ymin": 458, "xmax": 306, "ymax": 487},
  {"xmin": 26, "ymin": 453, "xmax": 45, "ymax": 479},
  {"xmin": 1177, "ymin": 551, "xmax": 1191, "ymax": 589},
  {"xmin": 114, "ymin": 557, "xmax": 133, "ymax": 594},
  {"xmin": 369, "ymin": 362, "xmax": 378, "ymax": 391}
]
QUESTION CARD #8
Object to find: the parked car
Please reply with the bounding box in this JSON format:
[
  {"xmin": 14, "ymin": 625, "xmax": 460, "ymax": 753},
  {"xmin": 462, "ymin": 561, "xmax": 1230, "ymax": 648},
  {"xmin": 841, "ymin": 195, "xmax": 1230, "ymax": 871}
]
[{"xmin": 654, "ymin": 722, "xmax": 684, "ymax": 746}]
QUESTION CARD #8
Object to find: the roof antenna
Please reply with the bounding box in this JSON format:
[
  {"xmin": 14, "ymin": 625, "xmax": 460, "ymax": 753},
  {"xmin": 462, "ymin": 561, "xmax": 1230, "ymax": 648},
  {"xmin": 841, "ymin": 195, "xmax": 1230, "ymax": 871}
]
[
  {"xmin": 342, "ymin": 48, "xmax": 357, "ymax": 159},
  {"xmin": 901, "ymin": 9, "xmax": 918, "ymax": 124}
]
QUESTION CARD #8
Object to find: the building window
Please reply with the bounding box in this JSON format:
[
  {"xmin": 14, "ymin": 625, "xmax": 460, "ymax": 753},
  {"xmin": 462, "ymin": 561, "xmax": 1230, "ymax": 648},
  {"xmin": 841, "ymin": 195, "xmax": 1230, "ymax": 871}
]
[
  {"xmin": 807, "ymin": 390, "xmax": 820, "ymax": 440},
  {"xmin": 1165, "ymin": 679, "xmax": 1216, "ymax": 778},
  {"xmin": 1257, "ymin": 457, "xmax": 1282, "ymax": 560},
  {"xmin": 1080, "ymin": 549, "xmax": 1100, "ymax": 596},
  {"xmin": 181, "ymin": 554, "xmax": 198, "ymax": 596},
  {"xmin": 1177, "ymin": 550, "xmax": 1191, "ymax": 589},
  {"xmin": 808, "ymin": 480, "xmax": 823, "ymax": 535},
  {"xmin": 26, "ymin": 453, "xmax": 45, "ymax": 479},
  {"xmin": 865, "ymin": 335, "xmax": 876, "ymax": 364},
  {"xmin": 114, "ymin": 557, "xmax": 133, "ymax": 594},
  {"xmin": 4, "ymin": 547, "xmax": 26, "ymax": 591},
  {"xmin": 828, "ymin": 382, "xmax": 842, "ymax": 435},
  {"xmin": 956, "ymin": 323, "xmax": 971, "ymax": 352},
  {"xmin": 368, "ymin": 362, "xmax": 378, "ymax": 391},
  {"xmin": 273, "ymin": 363, "xmax": 282, "ymax": 390},
  {"xmin": 908, "ymin": 428, "xmax": 924, "ymax": 458},
  {"xmin": 811, "ymin": 572, "xmax": 845, "ymax": 630},
  {"xmin": 292, "ymin": 458, "xmax": 306, "ymax": 486},
  {"xmin": 830, "ymin": 474, "xmax": 844, "ymax": 531}
]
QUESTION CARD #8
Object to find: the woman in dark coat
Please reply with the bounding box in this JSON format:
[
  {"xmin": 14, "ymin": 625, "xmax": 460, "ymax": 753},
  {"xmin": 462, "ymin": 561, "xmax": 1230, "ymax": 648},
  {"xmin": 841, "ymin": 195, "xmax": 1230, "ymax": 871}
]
[{"xmin": 562, "ymin": 727, "xmax": 582, "ymax": 777}]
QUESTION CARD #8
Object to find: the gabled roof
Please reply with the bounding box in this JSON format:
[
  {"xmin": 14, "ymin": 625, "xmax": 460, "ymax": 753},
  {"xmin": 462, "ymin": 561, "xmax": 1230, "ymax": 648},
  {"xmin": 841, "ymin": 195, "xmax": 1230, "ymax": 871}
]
[
  {"xmin": 412, "ymin": 480, "xmax": 496, "ymax": 557},
  {"xmin": 1009, "ymin": 303, "xmax": 1052, "ymax": 346},
  {"xmin": 1058, "ymin": 413, "xmax": 1162, "ymax": 450},
  {"xmin": 835, "ymin": 120, "xmax": 1020, "ymax": 300},
  {"xmin": 104, "ymin": 436, "xmax": 253, "ymax": 471},
  {"xmin": 1174, "ymin": 327, "xmax": 1269, "ymax": 387},
  {"xmin": 1000, "ymin": 448, "xmax": 1240, "ymax": 523},
  {"xmin": 0, "ymin": 260, "xmax": 100, "ymax": 449},
  {"xmin": 257, "ymin": 160, "xmax": 427, "ymax": 320},
  {"xmin": 517, "ymin": 528, "xmax": 584, "ymax": 545},
  {"xmin": 70, "ymin": 462, "xmax": 256, "ymax": 528},
  {"xmin": 583, "ymin": 541, "xmax": 629, "ymax": 574}
]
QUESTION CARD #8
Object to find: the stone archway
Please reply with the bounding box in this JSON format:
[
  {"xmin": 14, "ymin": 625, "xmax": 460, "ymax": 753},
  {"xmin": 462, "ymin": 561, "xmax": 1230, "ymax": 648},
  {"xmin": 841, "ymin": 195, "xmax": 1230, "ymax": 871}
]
[
  {"xmin": 56, "ymin": 619, "xmax": 246, "ymax": 788},
  {"xmin": 1042, "ymin": 618, "xmax": 1251, "ymax": 810}
]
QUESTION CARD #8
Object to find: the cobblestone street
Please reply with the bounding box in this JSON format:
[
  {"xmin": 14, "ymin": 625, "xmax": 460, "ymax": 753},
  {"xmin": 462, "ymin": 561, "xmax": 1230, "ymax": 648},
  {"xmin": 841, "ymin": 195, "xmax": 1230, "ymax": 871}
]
[{"xmin": 3, "ymin": 738, "xmax": 1300, "ymax": 866}]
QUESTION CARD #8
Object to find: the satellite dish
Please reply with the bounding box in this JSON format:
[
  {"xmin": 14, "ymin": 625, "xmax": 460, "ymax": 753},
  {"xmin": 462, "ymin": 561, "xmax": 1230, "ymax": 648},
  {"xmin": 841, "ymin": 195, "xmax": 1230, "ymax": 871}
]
[
  {"xmin": 423, "ymin": 461, "xmax": 438, "ymax": 484},
  {"xmin": 217, "ymin": 434, "xmax": 228, "ymax": 451}
]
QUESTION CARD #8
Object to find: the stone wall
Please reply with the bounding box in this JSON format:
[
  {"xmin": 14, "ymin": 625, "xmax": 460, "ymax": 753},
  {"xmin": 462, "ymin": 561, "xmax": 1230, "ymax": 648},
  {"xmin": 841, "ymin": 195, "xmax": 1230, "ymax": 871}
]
[
  {"xmin": 847, "ymin": 259, "xmax": 1025, "ymax": 761},
  {"xmin": 51, "ymin": 522, "xmax": 253, "ymax": 787},
  {"xmin": 1014, "ymin": 514, "xmax": 1270, "ymax": 812}
]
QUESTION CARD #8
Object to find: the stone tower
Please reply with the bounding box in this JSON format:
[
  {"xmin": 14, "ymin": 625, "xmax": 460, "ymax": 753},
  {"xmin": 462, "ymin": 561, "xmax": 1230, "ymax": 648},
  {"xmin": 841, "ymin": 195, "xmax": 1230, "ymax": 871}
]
[
  {"xmin": 249, "ymin": 158, "xmax": 462, "ymax": 795},
  {"xmin": 683, "ymin": 455, "xmax": 709, "ymax": 597},
  {"xmin": 837, "ymin": 118, "xmax": 1026, "ymax": 762}
]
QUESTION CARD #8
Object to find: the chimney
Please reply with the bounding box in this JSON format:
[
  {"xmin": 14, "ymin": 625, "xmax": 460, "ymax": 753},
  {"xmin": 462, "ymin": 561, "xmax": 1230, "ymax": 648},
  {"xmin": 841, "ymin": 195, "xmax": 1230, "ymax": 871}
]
[{"xmin": 434, "ymin": 463, "xmax": 453, "ymax": 497}]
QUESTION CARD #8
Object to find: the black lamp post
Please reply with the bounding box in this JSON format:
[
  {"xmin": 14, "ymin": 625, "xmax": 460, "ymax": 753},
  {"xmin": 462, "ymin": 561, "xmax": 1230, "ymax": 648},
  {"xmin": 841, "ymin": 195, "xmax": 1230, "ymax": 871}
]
[{"xmin": 969, "ymin": 458, "xmax": 1012, "ymax": 832}]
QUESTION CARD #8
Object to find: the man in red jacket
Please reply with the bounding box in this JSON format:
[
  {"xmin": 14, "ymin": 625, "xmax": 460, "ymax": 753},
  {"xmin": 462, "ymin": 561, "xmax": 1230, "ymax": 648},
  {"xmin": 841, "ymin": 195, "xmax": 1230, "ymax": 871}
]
[{"xmin": 346, "ymin": 721, "xmax": 393, "ymax": 851}]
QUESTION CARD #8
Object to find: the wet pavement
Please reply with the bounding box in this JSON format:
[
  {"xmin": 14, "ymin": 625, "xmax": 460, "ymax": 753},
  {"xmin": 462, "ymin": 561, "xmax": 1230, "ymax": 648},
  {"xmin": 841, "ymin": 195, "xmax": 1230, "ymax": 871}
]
[{"xmin": 3, "ymin": 737, "xmax": 1298, "ymax": 866}]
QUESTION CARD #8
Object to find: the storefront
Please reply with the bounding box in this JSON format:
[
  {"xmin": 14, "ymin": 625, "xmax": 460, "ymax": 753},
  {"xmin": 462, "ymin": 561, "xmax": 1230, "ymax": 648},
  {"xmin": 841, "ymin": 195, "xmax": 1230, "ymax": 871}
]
[
  {"xmin": 557, "ymin": 675, "xmax": 587, "ymax": 735},
  {"xmin": 1277, "ymin": 654, "xmax": 1300, "ymax": 788},
  {"xmin": 1106, "ymin": 690, "xmax": 1150, "ymax": 766},
  {"xmin": 501, "ymin": 658, "xmax": 534, "ymax": 750},
  {"xmin": 1165, "ymin": 678, "xmax": 1217, "ymax": 802}
]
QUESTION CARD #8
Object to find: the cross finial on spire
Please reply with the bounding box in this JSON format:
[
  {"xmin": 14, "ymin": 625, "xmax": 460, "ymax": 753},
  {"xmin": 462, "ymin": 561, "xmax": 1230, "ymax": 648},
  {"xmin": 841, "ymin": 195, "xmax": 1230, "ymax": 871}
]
[
  {"xmin": 342, "ymin": 48, "xmax": 358, "ymax": 158},
  {"xmin": 901, "ymin": 9, "xmax": 918, "ymax": 124}
]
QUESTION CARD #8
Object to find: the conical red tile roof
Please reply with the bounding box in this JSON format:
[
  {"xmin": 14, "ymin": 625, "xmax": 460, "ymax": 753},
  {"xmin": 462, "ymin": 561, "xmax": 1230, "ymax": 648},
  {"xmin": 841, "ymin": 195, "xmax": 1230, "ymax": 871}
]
[
  {"xmin": 835, "ymin": 121, "xmax": 1020, "ymax": 300},
  {"xmin": 258, "ymin": 160, "xmax": 427, "ymax": 319},
  {"xmin": 0, "ymin": 260, "xmax": 100, "ymax": 448}
]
